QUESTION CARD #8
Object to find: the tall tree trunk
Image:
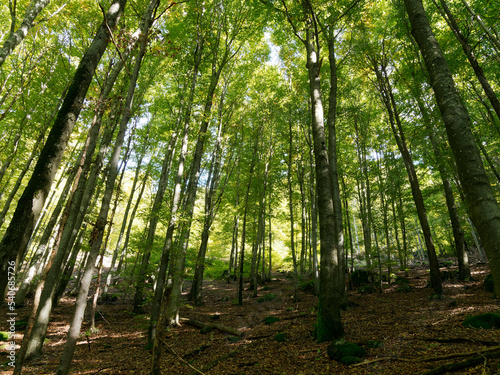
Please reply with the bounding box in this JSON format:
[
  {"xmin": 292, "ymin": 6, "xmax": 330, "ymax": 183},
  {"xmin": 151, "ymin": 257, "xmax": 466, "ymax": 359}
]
[
  {"xmin": 371, "ymin": 58, "xmax": 442, "ymax": 294},
  {"xmin": 287, "ymin": 114, "xmax": 299, "ymax": 301},
  {"xmin": 302, "ymin": 15, "xmax": 343, "ymax": 341},
  {"xmin": 238, "ymin": 133, "xmax": 259, "ymax": 305},
  {"xmin": 0, "ymin": 0, "xmax": 127, "ymax": 298},
  {"xmin": 404, "ymin": 0, "xmax": 500, "ymax": 296},
  {"xmin": 324, "ymin": 28, "xmax": 346, "ymax": 305}
]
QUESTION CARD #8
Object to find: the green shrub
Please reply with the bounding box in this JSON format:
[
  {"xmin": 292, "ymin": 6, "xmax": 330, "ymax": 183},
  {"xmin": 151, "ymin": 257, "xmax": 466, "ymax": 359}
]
[
  {"xmin": 395, "ymin": 276, "xmax": 410, "ymax": 285},
  {"xmin": 299, "ymin": 280, "xmax": 316, "ymax": 294},
  {"xmin": 462, "ymin": 313, "xmax": 500, "ymax": 329}
]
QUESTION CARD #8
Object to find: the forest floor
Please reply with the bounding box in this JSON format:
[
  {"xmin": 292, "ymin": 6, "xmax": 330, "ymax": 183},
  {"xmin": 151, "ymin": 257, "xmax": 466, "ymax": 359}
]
[{"xmin": 1, "ymin": 263, "xmax": 499, "ymax": 375}]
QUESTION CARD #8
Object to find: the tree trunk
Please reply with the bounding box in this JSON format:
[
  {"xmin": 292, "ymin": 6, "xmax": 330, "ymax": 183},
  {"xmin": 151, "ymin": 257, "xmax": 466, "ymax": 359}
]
[
  {"xmin": 403, "ymin": 0, "xmax": 500, "ymax": 296},
  {"xmin": 302, "ymin": 16, "xmax": 343, "ymax": 341},
  {"xmin": 371, "ymin": 58, "xmax": 442, "ymax": 294}
]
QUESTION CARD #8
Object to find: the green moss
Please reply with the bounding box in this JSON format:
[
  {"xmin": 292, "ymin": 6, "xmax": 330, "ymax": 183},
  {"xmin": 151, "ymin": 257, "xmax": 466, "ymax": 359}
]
[
  {"xmin": 327, "ymin": 340, "xmax": 367, "ymax": 362},
  {"xmin": 200, "ymin": 326, "xmax": 213, "ymax": 334},
  {"xmin": 264, "ymin": 316, "xmax": 280, "ymax": 325},
  {"xmin": 274, "ymin": 333, "xmax": 286, "ymax": 342},
  {"xmin": 366, "ymin": 340, "xmax": 383, "ymax": 348},
  {"xmin": 0, "ymin": 332, "xmax": 9, "ymax": 340},
  {"xmin": 462, "ymin": 313, "xmax": 500, "ymax": 329},
  {"xmin": 340, "ymin": 356, "xmax": 362, "ymax": 365}
]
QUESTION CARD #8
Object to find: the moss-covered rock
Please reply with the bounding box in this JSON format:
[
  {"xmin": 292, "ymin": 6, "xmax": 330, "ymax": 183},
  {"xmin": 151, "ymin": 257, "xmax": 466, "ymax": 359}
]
[
  {"xmin": 462, "ymin": 313, "xmax": 500, "ymax": 329},
  {"xmin": 327, "ymin": 340, "xmax": 367, "ymax": 362}
]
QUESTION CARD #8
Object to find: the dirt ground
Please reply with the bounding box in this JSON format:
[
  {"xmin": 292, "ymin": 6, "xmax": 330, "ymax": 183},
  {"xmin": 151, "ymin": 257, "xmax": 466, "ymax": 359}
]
[{"xmin": 1, "ymin": 264, "xmax": 499, "ymax": 374}]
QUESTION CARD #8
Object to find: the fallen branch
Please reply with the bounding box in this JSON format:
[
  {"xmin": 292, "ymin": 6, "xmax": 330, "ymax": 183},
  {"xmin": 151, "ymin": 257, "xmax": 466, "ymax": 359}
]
[
  {"xmin": 180, "ymin": 317, "xmax": 243, "ymax": 336},
  {"xmin": 161, "ymin": 338, "xmax": 205, "ymax": 375},
  {"xmin": 354, "ymin": 346, "xmax": 500, "ymax": 367},
  {"xmin": 421, "ymin": 350, "xmax": 500, "ymax": 375},
  {"xmin": 417, "ymin": 337, "xmax": 498, "ymax": 346}
]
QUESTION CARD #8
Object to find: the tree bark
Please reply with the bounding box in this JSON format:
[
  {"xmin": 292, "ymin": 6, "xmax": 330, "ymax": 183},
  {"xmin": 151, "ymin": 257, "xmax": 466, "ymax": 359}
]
[{"xmin": 301, "ymin": 9, "xmax": 343, "ymax": 341}]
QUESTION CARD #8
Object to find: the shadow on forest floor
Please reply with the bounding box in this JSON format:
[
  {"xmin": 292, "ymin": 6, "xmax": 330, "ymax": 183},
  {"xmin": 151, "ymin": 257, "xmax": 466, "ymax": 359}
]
[{"xmin": 1, "ymin": 263, "xmax": 499, "ymax": 374}]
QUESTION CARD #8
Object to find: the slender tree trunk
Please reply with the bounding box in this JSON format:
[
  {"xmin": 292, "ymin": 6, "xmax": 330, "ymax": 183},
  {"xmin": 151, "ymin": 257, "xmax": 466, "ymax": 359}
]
[
  {"xmin": 238, "ymin": 134, "xmax": 259, "ymax": 305},
  {"xmin": 287, "ymin": 115, "xmax": 299, "ymax": 301},
  {"xmin": 302, "ymin": 18, "xmax": 343, "ymax": 341},
  {"xmin": 404, "ymin": 0, "xmax": 500, "ymax": 295},
  {"xmin": 371, "ymin": 58, "xmax": 442, "ymax": 294},
  {"xmin": 133, "ymin": 36, "xmax": 203, "ymax": 315}
]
